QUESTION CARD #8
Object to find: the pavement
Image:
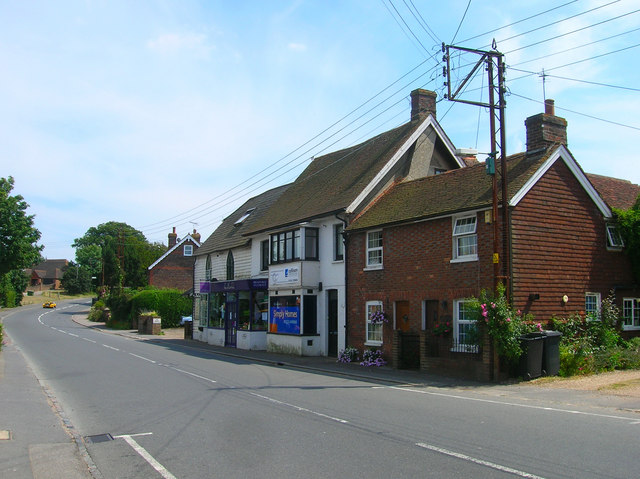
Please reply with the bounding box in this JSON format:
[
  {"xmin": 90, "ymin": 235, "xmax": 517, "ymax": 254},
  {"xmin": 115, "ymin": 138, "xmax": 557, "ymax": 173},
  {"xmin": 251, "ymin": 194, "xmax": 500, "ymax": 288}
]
[{"xmin": 2, "ymin": 306, "xmax": 640, "ymax": 479}]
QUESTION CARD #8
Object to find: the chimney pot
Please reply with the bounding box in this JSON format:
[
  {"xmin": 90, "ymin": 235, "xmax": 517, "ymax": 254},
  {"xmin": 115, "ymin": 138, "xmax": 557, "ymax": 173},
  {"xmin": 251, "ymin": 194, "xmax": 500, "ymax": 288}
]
[{"xmin": 544, "ymin": 99, "xmax": 555, "ymax": 116}]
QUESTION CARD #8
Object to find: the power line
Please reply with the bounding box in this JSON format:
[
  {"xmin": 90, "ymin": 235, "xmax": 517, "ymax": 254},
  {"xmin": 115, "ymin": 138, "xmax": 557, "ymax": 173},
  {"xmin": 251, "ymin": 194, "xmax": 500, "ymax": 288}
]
[
  {"xmin": 509, "ymin": 68, "xmax": 640, "ymax": 92},
  {"xmin": 510, "ymin": 92, "xmax": 640, "ymax": 132},
  {"xmin": 450, "ymin": 0, "xmax": 472, "ymax": 44},
  {"xmin": 454, "ymin": 0, "xmax": 578, "ymax": 45}
]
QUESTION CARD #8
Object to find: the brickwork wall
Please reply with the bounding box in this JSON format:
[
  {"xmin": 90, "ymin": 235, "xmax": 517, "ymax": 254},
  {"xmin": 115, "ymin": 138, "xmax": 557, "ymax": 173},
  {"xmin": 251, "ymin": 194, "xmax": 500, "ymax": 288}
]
[
  {"xmin": 346, "ymin": 212, "xmax": 496, "ymax": 372},
  {"xmin": 148, "ymin": 240, "xmax": 198, "ymax": 291},
  {"xmin": 511, "ymin": 159, "xmax": 635, "ymax": 321}
]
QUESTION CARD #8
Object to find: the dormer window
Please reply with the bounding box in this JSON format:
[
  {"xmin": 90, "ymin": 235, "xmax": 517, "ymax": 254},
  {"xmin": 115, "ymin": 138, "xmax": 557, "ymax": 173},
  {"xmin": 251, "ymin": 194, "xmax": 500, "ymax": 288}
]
[{"xmin": 235, "ymin": 208, "xmax": 255, "ymax": 226}]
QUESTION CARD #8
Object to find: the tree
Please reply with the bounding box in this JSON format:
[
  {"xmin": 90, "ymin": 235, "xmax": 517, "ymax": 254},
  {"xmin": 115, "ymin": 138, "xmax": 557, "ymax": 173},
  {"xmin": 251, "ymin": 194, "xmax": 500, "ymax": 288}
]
[
  {"xmin": 0, "ymin": 177, "xmax": 43, "ymax": 277},
  {"xmin": 75, "ymin": 244, "xmax": 102, "ymax": 278},
  {"xmin": 0, "ymin": 270, "xmax": 28, "ymax": 307},
  {"xmin": 615, "ymin": 195, "xmax": 640, "ymax": 284},
  {"xmin": 73, "ymin": 221, "xmax": 164, "ymax": 289},
  {"xmin": 61, "ymin": 262, "xmax": 93, "ymax": 295}
]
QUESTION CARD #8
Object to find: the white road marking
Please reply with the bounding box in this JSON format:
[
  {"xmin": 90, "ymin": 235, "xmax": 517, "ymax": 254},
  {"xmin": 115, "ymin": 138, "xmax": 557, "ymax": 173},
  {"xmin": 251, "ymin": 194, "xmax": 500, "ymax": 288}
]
[
  {"xmin": 129, "ymin": 353, "xmax": 156, "ymax": 364},
  {"xmin": 114, "ymin": 434, "xmax": 177, "ymax": 479},
  {"xmin": 250, "ymin": 392, "xmax": 348, "ymax": 424},
  {"xmin": 102, "ymin": 344, "xmax": 119, "ymax": 351},
  {"xmin": 416, "ymin": 443, "xmax": 546, "ymax": 479},
  {"xmin": 68, "ymin": 333, "xmax": 79, "ymax": 338},
  {"xmin": 382, "ymin": 385, "xmax": 640, "ymax": 423},
  {"xmin": 167, "ymin": 366, "xmax": 217, "ymax": 384},
  {"xmin": 83, "ymin": 338, "xmax": 97, "ymax": 344}
]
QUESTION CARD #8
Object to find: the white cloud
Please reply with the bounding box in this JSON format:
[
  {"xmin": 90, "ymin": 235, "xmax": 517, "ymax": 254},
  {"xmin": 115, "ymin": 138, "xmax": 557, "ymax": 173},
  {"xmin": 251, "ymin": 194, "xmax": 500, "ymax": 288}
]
[
  {"xmin": 147, "ymin": 32, "xmax": 212, "ymax": 56},
  {"xmin": 288, "ymin": 42, "xmax": 307, "ymax": 52}
]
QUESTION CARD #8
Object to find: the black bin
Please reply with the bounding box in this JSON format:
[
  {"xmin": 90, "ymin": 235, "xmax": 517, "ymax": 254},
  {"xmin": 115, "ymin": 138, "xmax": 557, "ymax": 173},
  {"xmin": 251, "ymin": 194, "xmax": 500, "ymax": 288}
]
[
  {"xmin": 542, "ymin": 331, "xmax": 562, "ymax": 376},
  {"xmin": 519, "ymin": 333, "xmax": 545, "ymax": 380}
]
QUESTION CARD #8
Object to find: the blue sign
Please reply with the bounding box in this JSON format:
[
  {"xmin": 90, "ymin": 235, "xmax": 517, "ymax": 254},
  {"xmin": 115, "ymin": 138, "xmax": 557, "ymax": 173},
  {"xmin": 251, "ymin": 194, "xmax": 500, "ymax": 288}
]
[{"xmin": 270, "ymin": 306, "xmax": 300, "ymax": 334}]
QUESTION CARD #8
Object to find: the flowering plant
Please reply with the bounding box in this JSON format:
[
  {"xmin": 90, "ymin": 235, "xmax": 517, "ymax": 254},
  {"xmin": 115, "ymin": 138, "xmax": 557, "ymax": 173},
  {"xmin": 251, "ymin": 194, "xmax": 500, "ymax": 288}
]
[
  {"xmin": 337, "ymin": 346, "xmax": 359, "ymax": 363},
  {"xmin": 360, "ymin": 349, "xmax": 386, "ymax": 367},
  {"xmin": 472, "ymin": 283, "xmax": 536, "ymax": 363},
  {"xmin": 432, "ymin": 321, "xmax": 452, "ymax": 337},
  {"xmin": 369, "ymin": 310, "xmax": 388, "ymax": 324}
]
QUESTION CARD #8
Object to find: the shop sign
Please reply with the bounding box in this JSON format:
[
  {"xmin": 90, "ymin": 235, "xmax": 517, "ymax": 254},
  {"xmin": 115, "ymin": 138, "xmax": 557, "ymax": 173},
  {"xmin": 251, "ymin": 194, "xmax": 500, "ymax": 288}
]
[
  {"xmin": 270, "ymin": 265, "xmax": 300, "ymax": 287},
  {"xmin": 199, "ymin": 281, "xmax": 211, "ymax": 293},
  {"xmin": 270, "ymin": 306, "xmax": 300, "ymax": 334}
]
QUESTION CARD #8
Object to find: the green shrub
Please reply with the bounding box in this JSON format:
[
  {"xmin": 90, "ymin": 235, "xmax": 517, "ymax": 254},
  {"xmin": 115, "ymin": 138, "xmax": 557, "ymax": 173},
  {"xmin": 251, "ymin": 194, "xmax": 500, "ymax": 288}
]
[
  {"xmin": 130, "ymin": 288, "xmax": 191, "ymax": 328},
  {"xmin": 105, "ymin": 290, "xmax": 134, "ymax": 328}
]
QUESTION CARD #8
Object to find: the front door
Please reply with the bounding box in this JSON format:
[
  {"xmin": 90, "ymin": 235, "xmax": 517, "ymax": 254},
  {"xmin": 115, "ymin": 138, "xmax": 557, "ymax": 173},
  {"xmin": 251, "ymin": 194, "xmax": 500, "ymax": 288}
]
[
  {"xmin": 225, "ymin": 293, "xmax": 237, "ymax": 348},
  {"xmin": 327, "ymin": 290, "xmax": 338, "ymax": 357},
  {"xmin": 396, "ymin": 300, "xmax": 410, "ymax": 332}
]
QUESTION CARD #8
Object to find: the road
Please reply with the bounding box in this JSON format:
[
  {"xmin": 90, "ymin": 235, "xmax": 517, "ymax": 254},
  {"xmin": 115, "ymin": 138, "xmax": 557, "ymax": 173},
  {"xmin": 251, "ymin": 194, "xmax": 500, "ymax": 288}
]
[{"xmin": 3, "ymin": 299, "xmax": 639, "ymax": 478}]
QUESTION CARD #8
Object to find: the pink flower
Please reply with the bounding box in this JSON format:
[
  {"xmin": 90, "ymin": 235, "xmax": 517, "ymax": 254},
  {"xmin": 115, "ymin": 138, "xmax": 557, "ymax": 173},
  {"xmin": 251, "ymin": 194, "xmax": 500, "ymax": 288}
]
[
  {"xmin": 491, "ymin": 302, "xmax": 496, "ymax": 309},
  {"xmin": 506, "ymin": 317, "xmax": 511, "ymax": 322},
  {"xmin": 536, "ymin": 323, "xmax": 543, "ymax": 331},
  {"xmin": 482, "ymin": 310, "xmax": 488, "ymax": 318}
]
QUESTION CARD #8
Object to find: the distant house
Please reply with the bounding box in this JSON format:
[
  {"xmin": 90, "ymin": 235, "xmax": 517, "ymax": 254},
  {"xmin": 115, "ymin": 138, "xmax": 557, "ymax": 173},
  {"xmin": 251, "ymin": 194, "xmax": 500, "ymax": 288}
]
[
  {"xmin": 148, "ymin": 228, "xmax": 201, "ymax": 292},
  {"xmin": 26, "ymin": 259, "xmax": 68, "ymax": 291},
  {"xmin": 345, "ymin": 99, "xmax": 640, "ymax": 380}
]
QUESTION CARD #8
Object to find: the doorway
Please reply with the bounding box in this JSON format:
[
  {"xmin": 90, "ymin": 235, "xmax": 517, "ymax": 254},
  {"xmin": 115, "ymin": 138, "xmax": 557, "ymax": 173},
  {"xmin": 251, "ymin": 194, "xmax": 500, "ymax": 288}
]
[
  {"xmin": 224, "ymin": 293, "xmax": 237, "ymax": 348},
  {"xmin": 396, "ymin": 301, "xmax": 410, "ymax": 332},
  {"xmin": 327, "ymin": 290, "xmax": 338, "ymax": 357}
]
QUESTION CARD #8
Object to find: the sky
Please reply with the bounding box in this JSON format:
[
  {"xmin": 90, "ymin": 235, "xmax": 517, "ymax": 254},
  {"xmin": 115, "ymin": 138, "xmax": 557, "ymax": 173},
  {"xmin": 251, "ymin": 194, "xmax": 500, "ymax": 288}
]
[{"xmin": 2, "ymin": 0, "xmax": 639, "ymax": 261}]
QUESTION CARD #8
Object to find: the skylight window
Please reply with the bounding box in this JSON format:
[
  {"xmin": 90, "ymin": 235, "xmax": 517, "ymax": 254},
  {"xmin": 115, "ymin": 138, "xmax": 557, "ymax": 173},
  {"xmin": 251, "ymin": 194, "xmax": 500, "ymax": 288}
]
[{"xmin": 234, "ymin": 208, "xmax": 255, "ymax": 226}]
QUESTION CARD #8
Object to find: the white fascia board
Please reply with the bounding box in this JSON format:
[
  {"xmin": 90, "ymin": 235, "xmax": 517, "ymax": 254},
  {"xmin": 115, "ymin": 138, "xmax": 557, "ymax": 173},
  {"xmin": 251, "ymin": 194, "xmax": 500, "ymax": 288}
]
[
  {"xmin": 347, "ymin": 116, "xmax": 463, "ymax": 214},
  {"xmin": 509, "ymin": 145, "xmax": 612, "ymax": 217},
  {"xmin": 148, "ymin": 234, "xmax": 201, "ymax": 270}
]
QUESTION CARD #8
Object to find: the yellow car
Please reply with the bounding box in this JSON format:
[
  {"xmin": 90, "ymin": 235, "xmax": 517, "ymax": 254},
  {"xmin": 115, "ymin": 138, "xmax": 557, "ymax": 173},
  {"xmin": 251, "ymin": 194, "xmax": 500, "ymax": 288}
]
[{"xmin": 42, "ymin": 301, "xmax": 57, "ymax": 308}]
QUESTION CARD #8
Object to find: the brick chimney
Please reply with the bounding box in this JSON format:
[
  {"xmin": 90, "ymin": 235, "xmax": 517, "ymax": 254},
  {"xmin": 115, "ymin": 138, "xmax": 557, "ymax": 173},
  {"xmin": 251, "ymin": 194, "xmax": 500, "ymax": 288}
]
[
  {"xmin": 411, "ymin": 89, "xmax": 437, "ymax": 121},
  {"xmin": 168, "ymin": 227, "xmax": 177, "ymax": 249},
  {"xmin": 525, "ymin": 99, "xmax": 568, "ymax": 152},
  {"xmin": 191, "ymin": 229, "xmax": 201, "ymax": 244}
]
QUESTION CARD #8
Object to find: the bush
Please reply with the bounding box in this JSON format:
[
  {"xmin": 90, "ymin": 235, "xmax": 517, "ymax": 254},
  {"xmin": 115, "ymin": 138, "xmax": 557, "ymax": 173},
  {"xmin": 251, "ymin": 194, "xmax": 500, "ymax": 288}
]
[
  {"xmin": 337, "ymin": 347, "xmax": 359, "ymax": 363},
  {"xmin": 105, "ymin": 289, "xmax": 135, "ymax": 328},
  {"xmin": 88, "ymin": 300, "xmax": 107, "ymax": 322},
  {"xmin": 360, "ymin": 349, "xmax": 386, "ymax": 367},
  {"xmin": 130, "ymin": 288, "xmax": 191, "ymax": 328}
]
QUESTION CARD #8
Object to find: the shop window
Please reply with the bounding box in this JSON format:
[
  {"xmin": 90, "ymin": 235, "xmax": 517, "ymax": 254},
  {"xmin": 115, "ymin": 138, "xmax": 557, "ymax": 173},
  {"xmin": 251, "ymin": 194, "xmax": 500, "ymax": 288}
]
[
  {"xmin": 252, "ymin": 291, "xmax": 268, "ymax": 330},
  {"xmin": 208, "ymin": 293, "xmax": 224, "ymax": 328},
  {"xmin": 270, "ymin": 295, "xmax": 301, "ymax": 334}
]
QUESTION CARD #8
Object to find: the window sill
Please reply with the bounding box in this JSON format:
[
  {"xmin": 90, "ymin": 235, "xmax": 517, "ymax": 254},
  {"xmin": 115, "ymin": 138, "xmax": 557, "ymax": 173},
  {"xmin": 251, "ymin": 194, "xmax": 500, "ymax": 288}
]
[
  {"xmin": 622, "ymin": 326, "xmax": 640, "ymax": 331},
  {"xmin": 364, "ymin": 341, "xmax": 383, "ymax": 347},
  {"xmin": 364, "ymin": 265, "xmax": 383, "ymax": 271},
  {"xmin": 450, "ymin": 255, "xmax": 478, "ymax": 264}
]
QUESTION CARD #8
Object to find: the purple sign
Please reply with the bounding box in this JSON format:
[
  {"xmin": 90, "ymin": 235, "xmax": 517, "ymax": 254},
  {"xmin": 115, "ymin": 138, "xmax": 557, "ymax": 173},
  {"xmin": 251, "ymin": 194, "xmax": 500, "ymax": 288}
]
[
  {"xmin": 270, "ymin": 306, "xmax": 300, "ymax": 334},
  {"xmin": 199, "ymin": 281, "xmax": 211, "ymax": 293}
]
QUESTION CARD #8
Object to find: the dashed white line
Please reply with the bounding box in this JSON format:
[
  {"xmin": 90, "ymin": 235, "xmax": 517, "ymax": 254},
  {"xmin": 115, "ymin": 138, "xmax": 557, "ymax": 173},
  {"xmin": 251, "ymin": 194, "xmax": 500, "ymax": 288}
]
[
  {"xmin": 416, "ymin": 443, "xmax": 546, "ymax": 479},
  {"xmin": 167, "ymin": 366, "xmax": 217, "ymax": 384},
  {"xmin": 129, "ymin": 353, "xmax": 156, "ymax": 364},
  {"xmin": 68, "ymin": 333, "xmax": 79, "ymax": 338},
  {"xmin": 102, "ymin": 344, "xmax": 119, "ymax": 351},
  {"xmin": 82, "ymin": 338, "xmax": 97, "ymax": 344},
  {"xmin": 250, "ymin": 392, "xmax": 348, "ymax": 424},
  {"xmin": 114, "ymin": 434, "xmax": 176, "ymax": 479}
]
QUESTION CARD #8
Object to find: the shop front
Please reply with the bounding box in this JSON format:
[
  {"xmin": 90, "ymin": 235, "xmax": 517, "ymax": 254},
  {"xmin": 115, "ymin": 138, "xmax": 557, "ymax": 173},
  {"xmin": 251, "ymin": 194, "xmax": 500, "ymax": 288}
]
[
  {"xmin": 195, "ymin": 278, "xmax": 269, "ymax": 350},
  {"xmin": 267, "ymin": 262, "xmax": 322, "ymax": 356}
]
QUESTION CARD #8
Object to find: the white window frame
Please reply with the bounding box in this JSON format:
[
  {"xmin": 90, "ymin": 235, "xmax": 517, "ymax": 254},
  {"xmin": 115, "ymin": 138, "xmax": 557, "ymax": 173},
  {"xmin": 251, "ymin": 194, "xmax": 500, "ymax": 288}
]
[
  {"xmin": 451, "ymin": 214, "xmax": 478, "ymax": 263},
  {"xmin": 606, "ymin": 224, "xmax": 624, "ymax": 249},
  {"xmin": 453, "ymin": 299, "xmax": 478, "ymax": 353},
  {"xmin": 585, "ymin": 292, "xmax": 601, "ymax": 321},
  {"xmin": 365, "ymin": 300, "xmax": 383, "ymax": 346},
  {"xmin": 365, "ymin": 230, "xmax": 383, "ymax": 270},
  {"xmin": 184, "ymin": 244, "xmax": 193, "ymax": 257},
  {"xmin": 622, "ymin": 298, "xmax": 640, "ymax": 331}
]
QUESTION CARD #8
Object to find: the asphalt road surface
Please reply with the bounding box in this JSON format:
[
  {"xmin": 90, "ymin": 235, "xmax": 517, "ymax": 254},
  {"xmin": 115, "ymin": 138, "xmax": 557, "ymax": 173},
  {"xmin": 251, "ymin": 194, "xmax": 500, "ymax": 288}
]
[{"xmin": 3, "ymin": 299, "xmax": 639, "ymax": 478}]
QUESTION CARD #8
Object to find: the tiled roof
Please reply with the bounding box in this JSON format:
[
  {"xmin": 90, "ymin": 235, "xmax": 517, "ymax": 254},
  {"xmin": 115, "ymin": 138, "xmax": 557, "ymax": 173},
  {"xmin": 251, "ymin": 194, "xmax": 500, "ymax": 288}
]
[
  {"xmin": 196, "ymin": 184, "xmax": 291, "ymax": 256},
  {"xmin": 245, "ymin": 119, "xmax": 429, "ymax": 234},
  {"xmin": 587, "ymin": 173, "xmax": 640, "ymax": 211},
  {"xmin": 347, "ymin": 149, "xmax": 552, "ymax": 232},
  {"xmin": 26, "ymin": 259, "xmax": 68, "ymax": 279}
]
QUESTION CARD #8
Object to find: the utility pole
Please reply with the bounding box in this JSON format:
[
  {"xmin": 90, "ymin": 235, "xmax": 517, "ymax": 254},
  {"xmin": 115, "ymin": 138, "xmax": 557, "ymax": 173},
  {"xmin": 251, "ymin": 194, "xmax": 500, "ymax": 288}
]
[{"xmin": 442, "ymin": 41, "xmax": 510, "ymax": 299}]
